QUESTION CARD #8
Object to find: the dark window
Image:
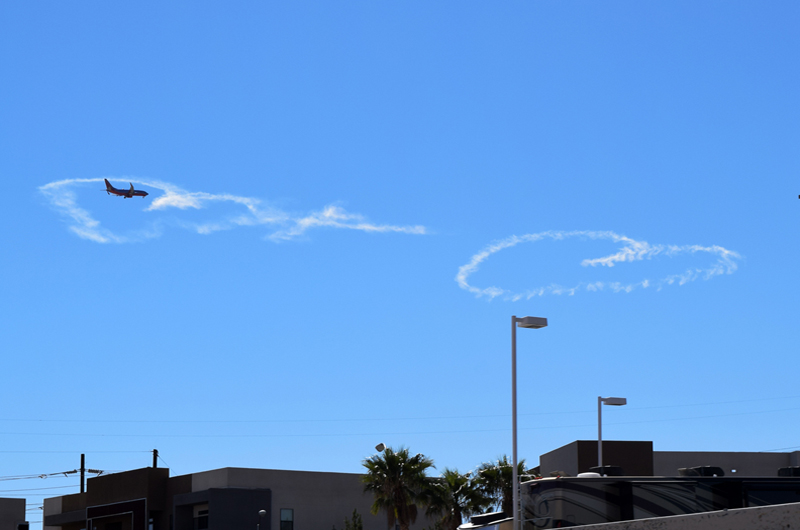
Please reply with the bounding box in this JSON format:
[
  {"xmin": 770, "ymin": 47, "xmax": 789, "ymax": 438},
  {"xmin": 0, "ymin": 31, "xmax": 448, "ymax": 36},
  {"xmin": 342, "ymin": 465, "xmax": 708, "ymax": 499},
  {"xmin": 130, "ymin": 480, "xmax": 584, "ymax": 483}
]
[
  {"xmin": 195, "ymin": 509, "xmax": 209, "ymax": 530},
  {"xmin": 106, "ymin": 523, "xmax": 123, "ymax": 530},
  {"xmin": 280, "ymin": 509, "xmax": 293, "ymax": 530}
]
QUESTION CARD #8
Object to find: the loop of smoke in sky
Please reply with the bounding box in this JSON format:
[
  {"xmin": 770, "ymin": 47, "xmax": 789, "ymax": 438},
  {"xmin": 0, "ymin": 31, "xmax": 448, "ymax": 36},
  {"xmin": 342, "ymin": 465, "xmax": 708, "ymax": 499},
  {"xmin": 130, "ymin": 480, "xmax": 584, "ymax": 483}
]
[
  {"xmin": 39, "ymin": 178, "xmax": 427, "ymax": 244},
  {"xmin": 456, "ymin": 230, "xmax": 741, "ymax": 300}
]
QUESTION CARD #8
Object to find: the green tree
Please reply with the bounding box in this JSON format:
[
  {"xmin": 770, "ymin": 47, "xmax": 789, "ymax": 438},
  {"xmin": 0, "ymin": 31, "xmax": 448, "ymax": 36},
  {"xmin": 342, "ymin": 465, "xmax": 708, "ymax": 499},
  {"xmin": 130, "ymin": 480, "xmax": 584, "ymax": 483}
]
[
  {"xmin": 362, "ymin": 447, "xmax": 435, "ymax": 530},
  {"xmin": 345, "ymin": 509, "xmax": 363, "ymax": 530},
  {"xmin": 425, "ymin": 469, "xmax": 491, "ymax": 530},
  {"xmin": 476, "ymin": 456, "xmax": 537, "ymax": 516},
  {"xmin": 333, "ymin": 509, "xmax": 364, "ymax": 530}
]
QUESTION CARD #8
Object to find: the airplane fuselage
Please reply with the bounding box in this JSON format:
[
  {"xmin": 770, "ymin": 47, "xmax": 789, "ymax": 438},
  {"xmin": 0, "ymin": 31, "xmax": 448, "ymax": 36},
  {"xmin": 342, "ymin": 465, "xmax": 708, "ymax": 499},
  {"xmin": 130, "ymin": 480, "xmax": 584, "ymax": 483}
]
[{"xmin": 104, "ymin": 179, "xmax": 149, "ymax": 198}]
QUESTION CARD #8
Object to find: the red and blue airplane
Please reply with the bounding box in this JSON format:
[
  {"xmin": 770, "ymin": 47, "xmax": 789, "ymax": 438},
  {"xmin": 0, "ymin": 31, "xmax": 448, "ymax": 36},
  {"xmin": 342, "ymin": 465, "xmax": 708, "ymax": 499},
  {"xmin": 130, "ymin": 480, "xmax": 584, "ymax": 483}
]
[{"xmin": 104, "ymin": 179, "xmax": 149, "ymax": 198}]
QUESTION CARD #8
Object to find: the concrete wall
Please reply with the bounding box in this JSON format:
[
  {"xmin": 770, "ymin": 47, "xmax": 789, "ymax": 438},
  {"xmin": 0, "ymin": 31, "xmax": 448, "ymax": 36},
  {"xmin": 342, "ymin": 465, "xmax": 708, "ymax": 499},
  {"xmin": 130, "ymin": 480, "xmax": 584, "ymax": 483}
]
[
  {"xmin": 539, "ymin": 442, "xmax": 654, "ymax": 477},
  {"xmin": 43, "ymin": 496, "xmax": 61, "ymax": 518},
  {"xmin": 540, "ymin": 442, "xmax": 580, "ymax": 477},
  {"xmin": 189, "ymin": 467, "xmax": 436, "ymax": 530},
  {"xmin": 564, "ymin": 501, "xmax": 800, "ymax": 530},
  {"xmin": 173, "ymin": 487, "xmax": 271, "ymax": 530},
  {"xmin": 0, "ymin": 498, "xmax": 25, "ymax": 530},
  {"xmin": 653, "ymin": 451, "xmax": 800, "ymax": 477},
  {"xmin": 87, "ymin": 467, "xmax": 169, "ymax": 510},
  {"xmin": 45, "ymin": 466, "xmax": 440, "ymax": 530},
  {"xmin": 539, "ymin": 440, "xmax": 800, "ymax": 479}
]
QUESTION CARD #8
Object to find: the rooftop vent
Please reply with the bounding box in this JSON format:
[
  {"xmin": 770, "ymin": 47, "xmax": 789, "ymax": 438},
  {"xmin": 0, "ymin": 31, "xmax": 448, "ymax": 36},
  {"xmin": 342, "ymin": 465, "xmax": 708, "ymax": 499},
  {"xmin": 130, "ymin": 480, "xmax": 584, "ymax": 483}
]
[
  {"xmin": 589, "ymin": 465, "xmax": 624, "ymax": 476},
  {"xmin": 678, "ymin": 466, "xmax": 725, "ymax": 477},
  {"xmin": 778, "ymin": 467, "xmax": 800, "ymax": 477}
]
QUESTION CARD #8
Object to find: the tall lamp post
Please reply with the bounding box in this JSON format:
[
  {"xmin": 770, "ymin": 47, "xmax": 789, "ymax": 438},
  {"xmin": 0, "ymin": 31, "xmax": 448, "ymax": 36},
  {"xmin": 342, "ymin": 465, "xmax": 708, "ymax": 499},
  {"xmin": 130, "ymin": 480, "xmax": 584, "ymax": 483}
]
[
  {"xmin": 511, "ymin": 316, "xmax": 547, "ymax": 530},
  {"xmin": 257, "ymin": 509, "xmax": 267, "ymax": 530},
  {"xmin": 597, "ymin": 396, "xmax": 627, "ymax": 474}
]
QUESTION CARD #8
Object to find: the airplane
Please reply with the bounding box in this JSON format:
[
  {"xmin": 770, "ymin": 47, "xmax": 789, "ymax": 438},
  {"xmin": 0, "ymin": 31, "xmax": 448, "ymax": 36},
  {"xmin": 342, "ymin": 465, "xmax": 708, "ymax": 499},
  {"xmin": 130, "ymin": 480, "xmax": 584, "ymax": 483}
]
[{"xmin": 104, "ymin": 179, "xmax": 149, "ymax": 198}]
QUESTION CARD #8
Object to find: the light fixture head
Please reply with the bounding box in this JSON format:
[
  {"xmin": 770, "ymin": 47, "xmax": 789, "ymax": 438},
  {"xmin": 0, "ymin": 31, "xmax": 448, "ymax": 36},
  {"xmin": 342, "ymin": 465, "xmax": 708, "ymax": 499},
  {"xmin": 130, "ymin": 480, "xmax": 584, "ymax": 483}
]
[
  {"xmin": 601, "ymin": 397, "xmax": 627, "ymax": 406},
  {"xmin": 375, "ymin": 442, "xmax": 386, "ymax": 452},
  {"xmin": 516, "ymin": 316, "xmax": 548, "ymax": 329}
]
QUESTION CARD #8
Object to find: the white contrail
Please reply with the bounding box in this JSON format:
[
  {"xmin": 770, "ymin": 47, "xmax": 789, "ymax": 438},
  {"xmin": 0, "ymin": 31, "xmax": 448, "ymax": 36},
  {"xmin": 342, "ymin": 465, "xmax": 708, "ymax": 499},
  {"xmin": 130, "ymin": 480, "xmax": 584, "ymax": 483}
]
[
  {"xmin": 456, "ymin": 230, "xmax": 741, "ymax": 300},
  {"xmin": 39, "ymin": 177, "xmax": 427, "ymax": 243},
  {"xmin": 39, "ymin": 178, "xmax": 135, "ymax": 243},
  {"xmin": 269, "ymin": 205, "xmax": 427, "ymax": 241}
]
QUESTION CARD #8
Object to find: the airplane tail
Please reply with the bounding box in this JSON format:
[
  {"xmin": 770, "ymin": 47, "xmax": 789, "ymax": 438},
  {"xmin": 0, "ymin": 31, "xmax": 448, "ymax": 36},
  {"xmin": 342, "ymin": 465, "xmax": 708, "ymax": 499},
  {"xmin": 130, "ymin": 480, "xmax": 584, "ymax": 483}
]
[{"xmin": 104, "ymin": 179, "xmax": 113, "ymax": 190}]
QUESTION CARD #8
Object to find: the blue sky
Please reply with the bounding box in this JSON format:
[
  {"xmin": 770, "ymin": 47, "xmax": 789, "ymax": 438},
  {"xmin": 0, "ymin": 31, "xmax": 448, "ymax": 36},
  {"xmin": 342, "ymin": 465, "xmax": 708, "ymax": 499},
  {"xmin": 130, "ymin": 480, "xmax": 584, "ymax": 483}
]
[{"xmin": 1, "ymin": 0, "xmax": 799, "ymax": 522}]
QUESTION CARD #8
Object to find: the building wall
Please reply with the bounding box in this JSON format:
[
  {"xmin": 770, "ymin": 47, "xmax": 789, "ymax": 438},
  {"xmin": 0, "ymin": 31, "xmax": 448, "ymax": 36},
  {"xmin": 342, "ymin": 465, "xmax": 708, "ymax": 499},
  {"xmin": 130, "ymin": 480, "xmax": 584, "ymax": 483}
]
[
  {"xmin": 653, "ymin": 451, "xmax": 800, "ymax": 477},
  {"xmin": 539, "ymin": 441, "xmax": 800, "ymax": 478},
  {"xmin": 0, "ymin": 498, "xmax": 25, "ymax": 530},
  {"xmin": 539, "ymin": 441, "xmax": 654, "ymax": 477},
  {"xmin": 188, "ymin": 467, "xmax": 434, "ymax": 530},
  {"xmin": 539, "ymin": 442, "xmax": 580, "ymax": 477},
  {"xmin": 173, "ymin": 487, "xmax": 271, "ymax": 530},
  {"xmin": 43, "ymin": 495, "xmax": 61, "ymax": 529},
  {"xmin": 86, "ymin": 467, "xmax": 169, "ymax": 510},
  {"xmin": 42, "ymin": 466, "xmax": 441, "ymax": 530}
]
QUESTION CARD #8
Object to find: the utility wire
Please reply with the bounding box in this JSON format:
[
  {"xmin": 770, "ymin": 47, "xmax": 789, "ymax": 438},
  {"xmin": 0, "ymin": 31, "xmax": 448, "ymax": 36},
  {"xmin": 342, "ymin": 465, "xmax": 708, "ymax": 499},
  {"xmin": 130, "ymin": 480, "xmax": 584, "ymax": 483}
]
[
  {"xmin": 156, "ymin": 452, "xmax": 170, "ymax": 469},
  {"xmin": 0, "ymin": 485, "xmax": 79, "ymax": 493},
  {"xmin": 0, "ymin": 450, "xmax": 149, "ymax": 454},
  {"xmin": 0, "ymin": 405, "xmax": 796, "ymax": 440},
  {"xmin": 762, "ymin": 445, "xmax": 800, "ymax": 452},
  {"xmin": 0, "ymin": 404, "xmax": 797, "ymax": 439},
  {"xmin": 0, "ymin": 393, "xmax": 798, "ymax": 424},
  {"xmin": 0, "ymin": 472, "xmax": 80, "ymax": 482}
]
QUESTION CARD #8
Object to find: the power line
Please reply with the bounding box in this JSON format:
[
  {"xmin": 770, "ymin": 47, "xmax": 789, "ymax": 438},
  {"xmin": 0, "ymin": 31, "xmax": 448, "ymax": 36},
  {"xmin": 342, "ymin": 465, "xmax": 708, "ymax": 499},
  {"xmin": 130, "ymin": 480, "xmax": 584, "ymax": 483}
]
[
  {"xmin": 0, "ymin": 468, "xmax": 107, "ymax": 481},
  {"xmin": 0, "ymin": 394, "xmax": 797, "ymax": 425},
  {"xmin": 156, "ymin": 452, "xmax": 171, "ymax": 469},
  {"xmin": 0, "ymin": 450, "xmax": 149, "ymax": 454},
  {"xmin": 762, "ymin": 445, "xmax": 800, "ymax": 452},
  {"xmin": 0, "ymin": 405, "xmax": 795, "ymax": 440},
  {"xmin": 0, "ymin": 473, "xmax": 76, "ymax": 482},
  {"xmin": 0, "ymin": 485, "xmax": 79, "ymax": 493}
]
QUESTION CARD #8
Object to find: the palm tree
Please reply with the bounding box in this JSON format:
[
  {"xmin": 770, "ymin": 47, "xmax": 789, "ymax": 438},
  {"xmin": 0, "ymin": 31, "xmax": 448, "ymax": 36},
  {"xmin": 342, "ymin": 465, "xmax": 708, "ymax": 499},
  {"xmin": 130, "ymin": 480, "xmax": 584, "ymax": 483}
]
[
  {"xmin": 475, "ymin": 456, "xmax": 537, "ymax": 516},
  {"xmin": 425, "ymin": 469, "xmax": 492, "ymax": 530},
  {"xmin": 362, "ymin": 447, "xmax": 435, "ymax": 530}
]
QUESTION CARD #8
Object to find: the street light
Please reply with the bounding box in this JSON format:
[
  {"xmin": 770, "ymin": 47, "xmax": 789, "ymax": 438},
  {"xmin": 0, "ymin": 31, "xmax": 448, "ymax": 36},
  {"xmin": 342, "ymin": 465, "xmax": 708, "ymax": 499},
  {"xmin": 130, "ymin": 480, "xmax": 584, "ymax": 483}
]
[
  {"xmin": 511, "ymin": 316, "xmax": 547, "ymax": 530},
  {"xmin": 257, "ymin": 509, "xmax": 267, "ymax": 530},
  {"xmin": 597, "ymin": 396, "xmax": 627, "ymax": 474}
]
